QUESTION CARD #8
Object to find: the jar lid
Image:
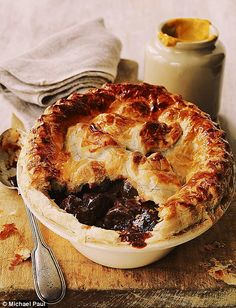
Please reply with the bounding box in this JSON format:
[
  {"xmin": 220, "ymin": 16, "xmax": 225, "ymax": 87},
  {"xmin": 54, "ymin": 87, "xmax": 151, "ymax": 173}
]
[{"xmin": 158, "ymin": 18, "xmax": 219, "ymax": 50}]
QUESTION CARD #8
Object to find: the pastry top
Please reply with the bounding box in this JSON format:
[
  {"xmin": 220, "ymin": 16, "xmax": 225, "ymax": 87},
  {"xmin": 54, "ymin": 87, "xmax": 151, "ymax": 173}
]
[{"xmin": 19, "ymin": 83, "xmax": 235, "ymax": 244}]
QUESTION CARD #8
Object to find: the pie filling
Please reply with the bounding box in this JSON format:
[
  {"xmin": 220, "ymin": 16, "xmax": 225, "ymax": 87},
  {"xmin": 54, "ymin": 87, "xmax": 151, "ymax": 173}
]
[{"xmin": 48, "ymin": 178, "xmax": 159, "ymax": 247}]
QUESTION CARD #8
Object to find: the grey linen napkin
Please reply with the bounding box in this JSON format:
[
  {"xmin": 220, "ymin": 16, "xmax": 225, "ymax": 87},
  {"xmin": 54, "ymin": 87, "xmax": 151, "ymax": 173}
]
[{"xmin": 0, "ymin": 18, "xmax": 121, "ymax": 128}]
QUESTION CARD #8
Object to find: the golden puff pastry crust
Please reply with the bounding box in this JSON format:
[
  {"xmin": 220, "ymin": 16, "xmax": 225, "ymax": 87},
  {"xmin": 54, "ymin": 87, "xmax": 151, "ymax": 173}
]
[{"xmin": 18, "ymin": 83, "xmax": 235, "ymax": 246}]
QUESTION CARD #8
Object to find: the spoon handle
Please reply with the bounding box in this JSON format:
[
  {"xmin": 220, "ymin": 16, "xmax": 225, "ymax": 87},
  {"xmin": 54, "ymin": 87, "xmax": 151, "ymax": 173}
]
[{"xmin": 25, "ymin": 206, "xmax": 66, "ymax": 304}]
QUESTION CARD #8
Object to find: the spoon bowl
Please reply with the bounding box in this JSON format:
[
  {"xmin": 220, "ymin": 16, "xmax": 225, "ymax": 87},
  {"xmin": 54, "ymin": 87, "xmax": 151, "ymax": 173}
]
[{"xmin": 0, "ymin": 128, "xmax": 21, "ymax": 189}]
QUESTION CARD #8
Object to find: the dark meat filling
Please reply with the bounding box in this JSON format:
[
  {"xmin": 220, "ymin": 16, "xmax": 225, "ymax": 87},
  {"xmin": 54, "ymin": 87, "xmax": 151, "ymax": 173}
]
[{"xmin": 48, "ymin": 179, "xmax": 159, "ymax": 247}]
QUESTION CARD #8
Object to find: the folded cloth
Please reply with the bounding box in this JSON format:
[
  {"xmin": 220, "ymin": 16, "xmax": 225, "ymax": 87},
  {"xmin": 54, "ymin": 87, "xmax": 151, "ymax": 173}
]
[
  {"xmin": 0, "ymin": 18, "xmax": 121, "ymax": 108},
  {"xmin": 2, "ymin": 92, "xmax": 45, "ymax": 130},
  {"xmin": 1, "ymin": 59, "xmax": 137, "ymax": 131}
]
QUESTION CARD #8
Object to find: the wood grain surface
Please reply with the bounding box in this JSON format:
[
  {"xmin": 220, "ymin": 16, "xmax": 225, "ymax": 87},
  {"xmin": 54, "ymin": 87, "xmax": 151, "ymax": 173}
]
[
  {"xmin": 0, "ymin": 182, "xmax": 235, "ymax": 307},
  {"xmin": 0, "ymin": 2, "xmax": 236, "ymax": 306}
]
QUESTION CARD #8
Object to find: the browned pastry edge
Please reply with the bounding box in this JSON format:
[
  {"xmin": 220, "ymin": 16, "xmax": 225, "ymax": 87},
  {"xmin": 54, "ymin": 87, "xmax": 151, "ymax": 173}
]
[{"xmin": 26, "ymin": 83, "xmax": 235, "ymax": 228}]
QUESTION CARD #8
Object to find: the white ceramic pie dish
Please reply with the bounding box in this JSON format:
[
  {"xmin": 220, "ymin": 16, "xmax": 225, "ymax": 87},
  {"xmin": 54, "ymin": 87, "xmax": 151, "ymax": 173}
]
[
  {"xmin": 17, "ymin": 190, "xmax": 212, "ymax": 268},
  {"xmin": 37, "ymin": 217, "xmax": 211, "ymax": 269},
  {"xmin": 16, "ymin": 83, "xmax": 235, "ymax": 269},
  {"xmin": 17, "ymin": 161, "xmax": 212, "ymax": 268}
]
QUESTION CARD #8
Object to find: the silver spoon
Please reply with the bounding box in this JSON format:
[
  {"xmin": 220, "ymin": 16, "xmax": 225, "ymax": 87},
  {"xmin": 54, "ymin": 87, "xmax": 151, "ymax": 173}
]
[{"xmin": 0, "ymin": 128, "xmax": 66, "ymax": 304}]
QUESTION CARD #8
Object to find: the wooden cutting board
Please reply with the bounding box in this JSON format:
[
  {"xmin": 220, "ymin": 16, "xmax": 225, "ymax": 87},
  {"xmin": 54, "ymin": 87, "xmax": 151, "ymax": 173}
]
[{"xmin": 0, "ymin": 182, "xmax": 235, "ymax": 308}]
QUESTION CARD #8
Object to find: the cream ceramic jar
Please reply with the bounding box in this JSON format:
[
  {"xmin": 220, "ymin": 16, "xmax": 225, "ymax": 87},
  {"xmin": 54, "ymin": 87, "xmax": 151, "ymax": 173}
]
[{"xmin": 144, "ymin": 18, "xmax": 225, "ymax": 119}]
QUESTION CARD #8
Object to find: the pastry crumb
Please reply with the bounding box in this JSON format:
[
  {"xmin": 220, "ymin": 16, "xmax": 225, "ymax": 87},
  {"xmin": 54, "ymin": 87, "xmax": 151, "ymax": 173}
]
[
  {"xmin": 0, "ymin": 223, "xmax": 18, "ymax": 240},
  {"xmin": 202, "ymin": 241, "xmax": 225, "ymax": 252},
  {"xmin": 17, "ymin": 248, "xmax": 31, "ymax": 260},
  {"xmin": 208, "ymin": 258, "xmax": 236, "ymax": 285},
  {"xmin": 9, "ymin": 248, "xmax": 31, "ymax": 270}
]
